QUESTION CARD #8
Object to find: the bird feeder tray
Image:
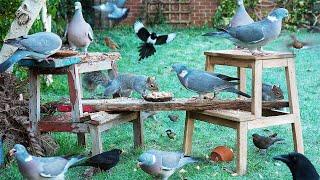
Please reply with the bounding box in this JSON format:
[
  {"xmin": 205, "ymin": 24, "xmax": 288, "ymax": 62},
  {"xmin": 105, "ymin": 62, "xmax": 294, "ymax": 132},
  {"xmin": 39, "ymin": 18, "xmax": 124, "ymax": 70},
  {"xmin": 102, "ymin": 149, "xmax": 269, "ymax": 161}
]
[
  {"xmin": 18, "ymin": 56, "xmax": 81, "ymax": 68},
  {"xmin": 143, "ymin": 92, "xmax": 173, "ymax": 102},
  {"xmin": 50, "ymin": 50, "xmax": 79, "ymax": 58}
]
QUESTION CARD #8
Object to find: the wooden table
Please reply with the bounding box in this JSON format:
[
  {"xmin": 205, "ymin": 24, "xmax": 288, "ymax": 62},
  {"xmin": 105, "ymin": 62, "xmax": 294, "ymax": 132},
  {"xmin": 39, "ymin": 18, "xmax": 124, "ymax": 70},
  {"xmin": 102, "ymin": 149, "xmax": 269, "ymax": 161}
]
[{"xmin": 20, "ymin": 52, "xmax": 120, "ymax": 146}]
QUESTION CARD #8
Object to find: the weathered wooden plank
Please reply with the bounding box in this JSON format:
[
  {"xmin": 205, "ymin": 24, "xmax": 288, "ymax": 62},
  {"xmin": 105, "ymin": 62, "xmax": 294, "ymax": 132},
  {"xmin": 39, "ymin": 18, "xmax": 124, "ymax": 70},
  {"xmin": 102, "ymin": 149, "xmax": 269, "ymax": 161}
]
[
  {"xmin": 29, "ymin": 68, "xmax": 40, "ymax": 132},
  {"xmin": 204, "ymin": 50, "xmax": 294, "ymax": 60},
  {"xmin": 81, "ymin": 98, "xmax": 289, "ymax": 112}
]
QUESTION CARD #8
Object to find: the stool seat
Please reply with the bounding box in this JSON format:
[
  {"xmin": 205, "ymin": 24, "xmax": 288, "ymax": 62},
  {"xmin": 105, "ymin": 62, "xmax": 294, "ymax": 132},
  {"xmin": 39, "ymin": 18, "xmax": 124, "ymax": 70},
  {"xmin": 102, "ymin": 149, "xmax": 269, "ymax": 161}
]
[{"xmin": 199, "ymin": 109, "xmax": 255, "ymax": 122}]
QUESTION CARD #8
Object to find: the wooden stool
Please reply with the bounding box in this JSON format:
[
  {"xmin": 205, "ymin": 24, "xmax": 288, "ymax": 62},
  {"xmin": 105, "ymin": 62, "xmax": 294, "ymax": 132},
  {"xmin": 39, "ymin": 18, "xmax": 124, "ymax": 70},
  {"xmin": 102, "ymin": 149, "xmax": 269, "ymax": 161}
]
[
  {"xmin": 86, "ymin": 111, "xmax": 143, "ymax": 155},
  {"xmin": 183, "ymin": 50, "xmax": 304, "ymax": 175},
  {"xmin": 20, "ymin": 52, "xmax": 120, "ymax": 147}
]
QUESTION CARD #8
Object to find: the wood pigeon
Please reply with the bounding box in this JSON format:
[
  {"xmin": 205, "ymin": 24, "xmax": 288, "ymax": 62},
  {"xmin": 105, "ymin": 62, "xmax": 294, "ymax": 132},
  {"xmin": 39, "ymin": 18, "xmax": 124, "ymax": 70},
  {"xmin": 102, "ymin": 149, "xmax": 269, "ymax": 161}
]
[
  {"xmin": 229, "ymin": 0, "xmax": 254, "ymax": 27},
  {"xmin": 0, "ymin": 32, "xmax": 62, "ymax": 73},
  {"xmin": 70, "ymin": 149, "xmax": 122, "ymax": 171},
  {"xmin": 274, "ymin": 153, "xmax": 319, "ymax": 180},
  {"xmin": 67, "ymin": 2, "xmax": 93, "ymax": 54},
  {"xmin": 172, "ymin": 64, "xmax": 251, "ymax": 98},
  {"xmin": 203, "ymin": 8, "xmax": 289, "ymax": 55},
  {"xmin": 93, "ymin": 1, "xmax": 129, "ymax": 21},
  {"xmin": 138, "ymin": 149, "xmax": 197, "ymax": 180},
  {"xmin": 10, "ymin": 144, "xmax": 85, "ymax": 180},
  {"xmin": 134, "ymin": 21, "xmax": 176, "ymax": 61}
]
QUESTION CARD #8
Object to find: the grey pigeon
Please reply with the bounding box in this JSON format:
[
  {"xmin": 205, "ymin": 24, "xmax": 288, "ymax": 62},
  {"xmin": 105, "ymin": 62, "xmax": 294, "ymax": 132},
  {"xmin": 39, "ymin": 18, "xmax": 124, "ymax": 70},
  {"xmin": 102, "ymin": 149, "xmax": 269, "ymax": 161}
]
[
  {"xmin": 229, "ymin": 0, "xmax": 254, "ymax": 27},
  {"xmin": 10, "ymin": 144, "xmax": 85, "ymax": 180},
  {"xmin": 172, "ymin": 64, "xmax": 251, "ymax": 98},
  {"xmin": 262, "ymin": 83, "xmax": 284, "ymax": 101},
  {"xmin": 0, "ymin": 32, "xmax": 62, "ymax": 73},
  {"xmin": 114, "ymin": 0, "xmax": 127, "ymax": 8},
  {"xmin": 67, "ymin": 2, "xmax": 94, "ymax": 53},
  {"xmin": 203, "ymin": 8, "xmax": 289, "ymax": 55},
  {"xmin": 138, "ymin": 149, "xmax": 197, "ymax": 180},
  {"xmin": 93, "ymin": 1, "xmax": 129, "ymax": 21}
]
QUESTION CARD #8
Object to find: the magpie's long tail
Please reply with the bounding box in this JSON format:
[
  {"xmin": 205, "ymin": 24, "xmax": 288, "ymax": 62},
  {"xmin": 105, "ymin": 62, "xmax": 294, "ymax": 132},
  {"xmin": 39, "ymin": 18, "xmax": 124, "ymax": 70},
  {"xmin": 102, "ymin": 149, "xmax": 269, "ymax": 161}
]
[
  {"xmin": 138, "ymin": 43, "xmax": 156, "ymax": 61},
  {"xmin": 224, "ymin": 88, "xmax": 251, "ymax": 98}
]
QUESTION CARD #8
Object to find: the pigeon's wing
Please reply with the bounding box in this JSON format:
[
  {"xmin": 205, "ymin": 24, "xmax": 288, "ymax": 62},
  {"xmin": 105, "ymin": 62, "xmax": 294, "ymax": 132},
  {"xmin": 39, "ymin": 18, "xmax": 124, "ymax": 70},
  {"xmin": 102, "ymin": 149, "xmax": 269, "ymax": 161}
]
[
  {"xmin": 159, "ymin": 151, "xmax": 183, "ymax": 169},
  {"xmin": 134, "ymin": 21, "xmax": 150, "ymax": 42},
  {"xmin": 228, "ymin": 24, "xmax": 265, "ymax": 44},
  {"xmin": 108, "ymin": 7, "xmax": 130, "ymax": 21},
  {"xmin": 115, "ymin": 0, "xmax": 127, "ymax": 8},
  {"xmin": 37, "ymin": 157, "xmax": 69, "ymax": 178},
  {"xmin": 20, "ymin": 32, "xmax": 62, "ymax": 55},
  {"xmin": 155, "ymin": 33, "xmax": 176, "ymax": 45},
  {"xmin": 93, "ymin": 2, "xmax": 114, "ymax": 13}
]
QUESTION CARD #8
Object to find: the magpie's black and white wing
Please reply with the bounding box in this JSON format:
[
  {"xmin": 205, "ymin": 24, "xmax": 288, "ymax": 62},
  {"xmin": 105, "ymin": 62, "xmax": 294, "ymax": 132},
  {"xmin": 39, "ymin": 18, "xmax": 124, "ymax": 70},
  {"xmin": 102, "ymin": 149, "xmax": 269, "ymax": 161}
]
[
  {"xmin": 134, "ymin": 21, "xmax": 150, "ymax": 42},
  {"xmin": 155, "ymin": 33, "xmax": 176, "ymax": 45}
]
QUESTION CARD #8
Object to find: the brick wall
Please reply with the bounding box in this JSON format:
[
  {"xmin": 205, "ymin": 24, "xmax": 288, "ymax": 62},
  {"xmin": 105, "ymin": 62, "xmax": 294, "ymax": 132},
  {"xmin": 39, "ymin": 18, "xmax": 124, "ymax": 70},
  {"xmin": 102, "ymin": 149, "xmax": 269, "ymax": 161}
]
[{"xmin": 95, "ymin": 0, "xmax": 218, "ymax": 26}]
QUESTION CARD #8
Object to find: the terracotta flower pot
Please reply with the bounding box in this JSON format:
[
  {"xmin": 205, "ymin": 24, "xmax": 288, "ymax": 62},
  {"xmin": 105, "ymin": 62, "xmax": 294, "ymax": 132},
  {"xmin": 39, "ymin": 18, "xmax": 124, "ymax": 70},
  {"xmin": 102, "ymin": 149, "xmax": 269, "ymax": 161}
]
[{"xmin": 210, "ymin": 146, "xmax": 234, "ymax": 162}]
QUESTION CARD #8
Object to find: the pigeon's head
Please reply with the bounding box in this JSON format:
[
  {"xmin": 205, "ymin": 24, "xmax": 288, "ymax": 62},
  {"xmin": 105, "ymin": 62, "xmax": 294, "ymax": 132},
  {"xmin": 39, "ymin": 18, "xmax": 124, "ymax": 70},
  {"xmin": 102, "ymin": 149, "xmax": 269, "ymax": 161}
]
[
  {"xmin": 10, "ymin": 144, "xmax": 31, "ymax": 162},
  {"xmin": 150, "ymin": 32, "xmax": 157, "ymax": 40},
  {"xmin": 268, "ymin": 8, "xmax": 289, "ymax": 21},
  {"xmin": 74, "ymin": 2, "xmax": 82, "ymax": 10},
  {"xmin": 138, "ymin": 152, "xmax": 156, "ymax": 166},
  {"xmin": 236, "ymin": 0, "xmax": 244, "ymax": 6},
  {"xmin": 273, "ymin": 152, "xmax": 319, "ymax": 178},
  {"xmin": 172, "ymin": 64, "xmax": 187, "ymax": 74}
]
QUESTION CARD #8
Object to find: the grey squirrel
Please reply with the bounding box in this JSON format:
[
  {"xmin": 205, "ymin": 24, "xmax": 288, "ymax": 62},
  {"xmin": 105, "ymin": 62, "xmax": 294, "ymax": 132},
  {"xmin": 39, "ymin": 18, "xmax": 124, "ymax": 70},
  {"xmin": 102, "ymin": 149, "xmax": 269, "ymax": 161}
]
[
  {"xmin": 82, "ymin": 71, "xmax": 110, "ymax": 93},
  {"xmin": 262, "ymin": 84, "xmax": 284, "ymax": 101},
  {"xmin": 104, "ymin": 73, "xmax": 159, "ymax": 97}
]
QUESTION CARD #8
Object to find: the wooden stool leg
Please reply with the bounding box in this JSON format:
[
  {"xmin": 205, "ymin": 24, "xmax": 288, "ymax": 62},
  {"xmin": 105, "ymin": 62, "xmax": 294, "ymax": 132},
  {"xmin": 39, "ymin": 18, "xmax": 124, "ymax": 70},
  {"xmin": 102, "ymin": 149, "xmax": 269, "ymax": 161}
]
[
  {"xmin": 205, "ymin": 56, "xmax": 215, "ymax": 72},
  {"xmin": 237, "ymin": 67, "xmax": 246, "ymax": 99},
  {"xmin": 183, "ymin": 111, "xmax": 195, "ymax": 155},
  {"xmin": 252, "ymin": 61, "xmax": 263, "ymax": 117},
  {"xmin": 67, "ymin": 65, "xmax": 86, "ymax": 146},
  {"xmin": 29, "ymin": 69, "xmax": 40, "ymax": 132},
  {"xmin": 133, "ymin": 112, "xmax": 144, "ymax": 148},
  {"xmin": 89, "ymin": 125, "xmax": 103, "ymax": 155},
  {"xmin": 236, "ymin": 122, "xmax": 248, "ymax": 175},
  {"xmin": 285, "ymin": 61, "xmax": 304, "ymax": 153}
]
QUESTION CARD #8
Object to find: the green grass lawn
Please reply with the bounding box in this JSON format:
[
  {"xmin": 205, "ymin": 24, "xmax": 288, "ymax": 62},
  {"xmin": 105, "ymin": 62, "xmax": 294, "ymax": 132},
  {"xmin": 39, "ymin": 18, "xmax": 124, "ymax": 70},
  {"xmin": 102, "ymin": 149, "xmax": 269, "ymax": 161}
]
[{"xmin": 1, "ymin": 25, "xmax": 320, "ymax": 179}]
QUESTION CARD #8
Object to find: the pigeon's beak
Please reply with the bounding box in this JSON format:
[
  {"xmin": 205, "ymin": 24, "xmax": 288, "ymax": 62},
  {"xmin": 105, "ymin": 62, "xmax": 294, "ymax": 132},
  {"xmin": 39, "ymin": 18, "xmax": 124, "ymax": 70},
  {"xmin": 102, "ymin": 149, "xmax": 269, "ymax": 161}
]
[
  {"xmin": 273, "ymin": 154, "xmax": 290, "ymax": 164},
  {"xmin": 9, "ymin": 149, "xmax": 16, "ymax": 157}
]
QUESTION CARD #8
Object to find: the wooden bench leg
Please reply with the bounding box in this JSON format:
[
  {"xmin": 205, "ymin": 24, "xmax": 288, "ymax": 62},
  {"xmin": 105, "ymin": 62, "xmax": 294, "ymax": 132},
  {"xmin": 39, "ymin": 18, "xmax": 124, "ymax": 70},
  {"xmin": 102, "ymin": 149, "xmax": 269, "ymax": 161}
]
[
  {"xmin": 29, "ymin": 68, "xmax": 40, "ymax": 132},
  {"xmin": 237, "ymin": 67, "xmax": 246, "ymax": 99},
  {"xmin": 183, "ymin": 111, "xmax": 195, "ymax": 156},
  {"xmin": 205, "ymin": 56, "xmax": 215, "ymax": 72},
  {"xmin": 133, "ymin": 112, "xmax": 144, "ymax": 148},
  {"xmin": 67, "ymin": 65, "xmax": 86, "ymax": 146},
  {"xmin": 89, "ymin": 125, "xmax": 103, "ymax": 155},
  {"xmin": 285, "ymin": 61, "xmax": 304, "ymax": 153},
  {"xmin": 236, "ymin": 122, "xmax": 248, "ymax": 176},
  {"xmin": 252, "ymin": 60, "xmax": 263, "ymax": 118}
]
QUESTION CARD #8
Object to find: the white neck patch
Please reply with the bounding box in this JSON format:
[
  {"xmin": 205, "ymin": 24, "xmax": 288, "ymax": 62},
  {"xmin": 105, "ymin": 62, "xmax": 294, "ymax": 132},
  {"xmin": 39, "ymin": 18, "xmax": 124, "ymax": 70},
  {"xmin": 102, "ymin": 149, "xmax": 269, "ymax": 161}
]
[
  {"xmin": 178, "ymin": 70, "xmax": 188, "ymax": 78},
  {"xmin": 267, "ymin": 16, "xmax": 278, "ymax": 22},
  {"xmin": 24, "ymin": 155, "xmax": 33, "ymax": 162}
]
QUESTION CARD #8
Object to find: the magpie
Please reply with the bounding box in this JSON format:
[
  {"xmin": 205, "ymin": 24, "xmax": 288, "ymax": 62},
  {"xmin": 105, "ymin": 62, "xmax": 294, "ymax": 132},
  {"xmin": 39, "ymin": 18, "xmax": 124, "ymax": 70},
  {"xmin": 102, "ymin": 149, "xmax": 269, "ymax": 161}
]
[{"xmin": 134, "ymin": 21, "xmax": 176, "ymax": 61}]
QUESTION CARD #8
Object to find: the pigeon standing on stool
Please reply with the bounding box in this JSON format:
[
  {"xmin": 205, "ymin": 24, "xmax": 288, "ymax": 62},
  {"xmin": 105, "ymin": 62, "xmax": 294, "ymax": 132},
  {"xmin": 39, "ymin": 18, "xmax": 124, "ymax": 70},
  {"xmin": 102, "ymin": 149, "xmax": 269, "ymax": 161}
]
[
  {"xmin": 203, "ymin": 8, "xmax": 289, "ymax": 55},
  {"xmin": 138, "ymin": 149, "xmax": 197, "ymax": 180},
  {"xmin": 10, "ymin": 144, "xmax": 85, "ymax": 180},
  {"xmin": 172, "ymin": 64, "xmax": 251, "ymax": 98},
  {"xmin": 229, "ymin": 0, "xmax": 254, "ymax": 27},
  {"xmin": 67, "ymin": 2, "xmax": 94, "ymax": 54},
  {"xmin": 134, "ymin": 21, "xmax": 176, "ymax": 61},
  {"xmin": 0, "ymin": 32, "xmax": 62, "ymax": 73},
  {"xmin": 274, "ymin": 152, "xmax": 319, "ymax": 180}
]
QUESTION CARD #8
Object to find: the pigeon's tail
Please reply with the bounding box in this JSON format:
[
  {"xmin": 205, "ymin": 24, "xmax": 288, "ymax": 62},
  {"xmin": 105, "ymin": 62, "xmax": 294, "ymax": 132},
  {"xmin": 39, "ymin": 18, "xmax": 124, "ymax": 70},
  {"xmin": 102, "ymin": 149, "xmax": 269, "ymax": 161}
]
[
  {"xmin": 0, "ymin": 51, "xmax": 30, "ymax": 73},
  {"xmin": 103, "ymin": 79, "xmax": 121, "ymax": 97},
  {"xmin": 225, "ymin": 88, "xmax": 251, "ymax": 98},
  {"xmin": 138, "ymin": 43, "xmax": 156, "ymax": 61},
  {"xmin": 214, "ymin": 74, "xmax": 239, "ymax": 81},
  {"xmin": 3, "ymin": 36, "xmax": 25, "ymax": 47},
  {"xmin": 178, "ymin": 157, "xmax": 198, "ymax": 169},
  {"xmin": 202, "ymin": 28, "xmax": 231, "ymax": 38},
  {"xmin": 65, "ymin": 155, "xmax": 87, "ymax": 170}
]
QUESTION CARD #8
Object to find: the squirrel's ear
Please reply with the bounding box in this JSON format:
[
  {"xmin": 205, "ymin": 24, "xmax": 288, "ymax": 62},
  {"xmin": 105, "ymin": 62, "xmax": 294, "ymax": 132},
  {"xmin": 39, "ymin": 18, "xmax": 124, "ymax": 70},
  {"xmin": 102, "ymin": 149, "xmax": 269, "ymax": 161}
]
[{"xmin": 148, "ymin": 76, "xmax": 156, "ymax": 82}]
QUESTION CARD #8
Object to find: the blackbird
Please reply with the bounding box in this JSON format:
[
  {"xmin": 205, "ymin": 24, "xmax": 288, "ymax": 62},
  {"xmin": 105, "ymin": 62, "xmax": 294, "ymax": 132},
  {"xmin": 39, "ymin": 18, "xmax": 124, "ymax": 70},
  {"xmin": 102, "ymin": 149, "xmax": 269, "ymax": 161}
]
[
  {"xmin": 72, "ymin": 149, "xmax": 122, "ymax": 171},
  {"xmin": 252, "ymin": 133, "xmax": 284, "ymax": 151},
  {"xmin": 274, "ymin": 152, "xmax": 319, "ymax": 180}
]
